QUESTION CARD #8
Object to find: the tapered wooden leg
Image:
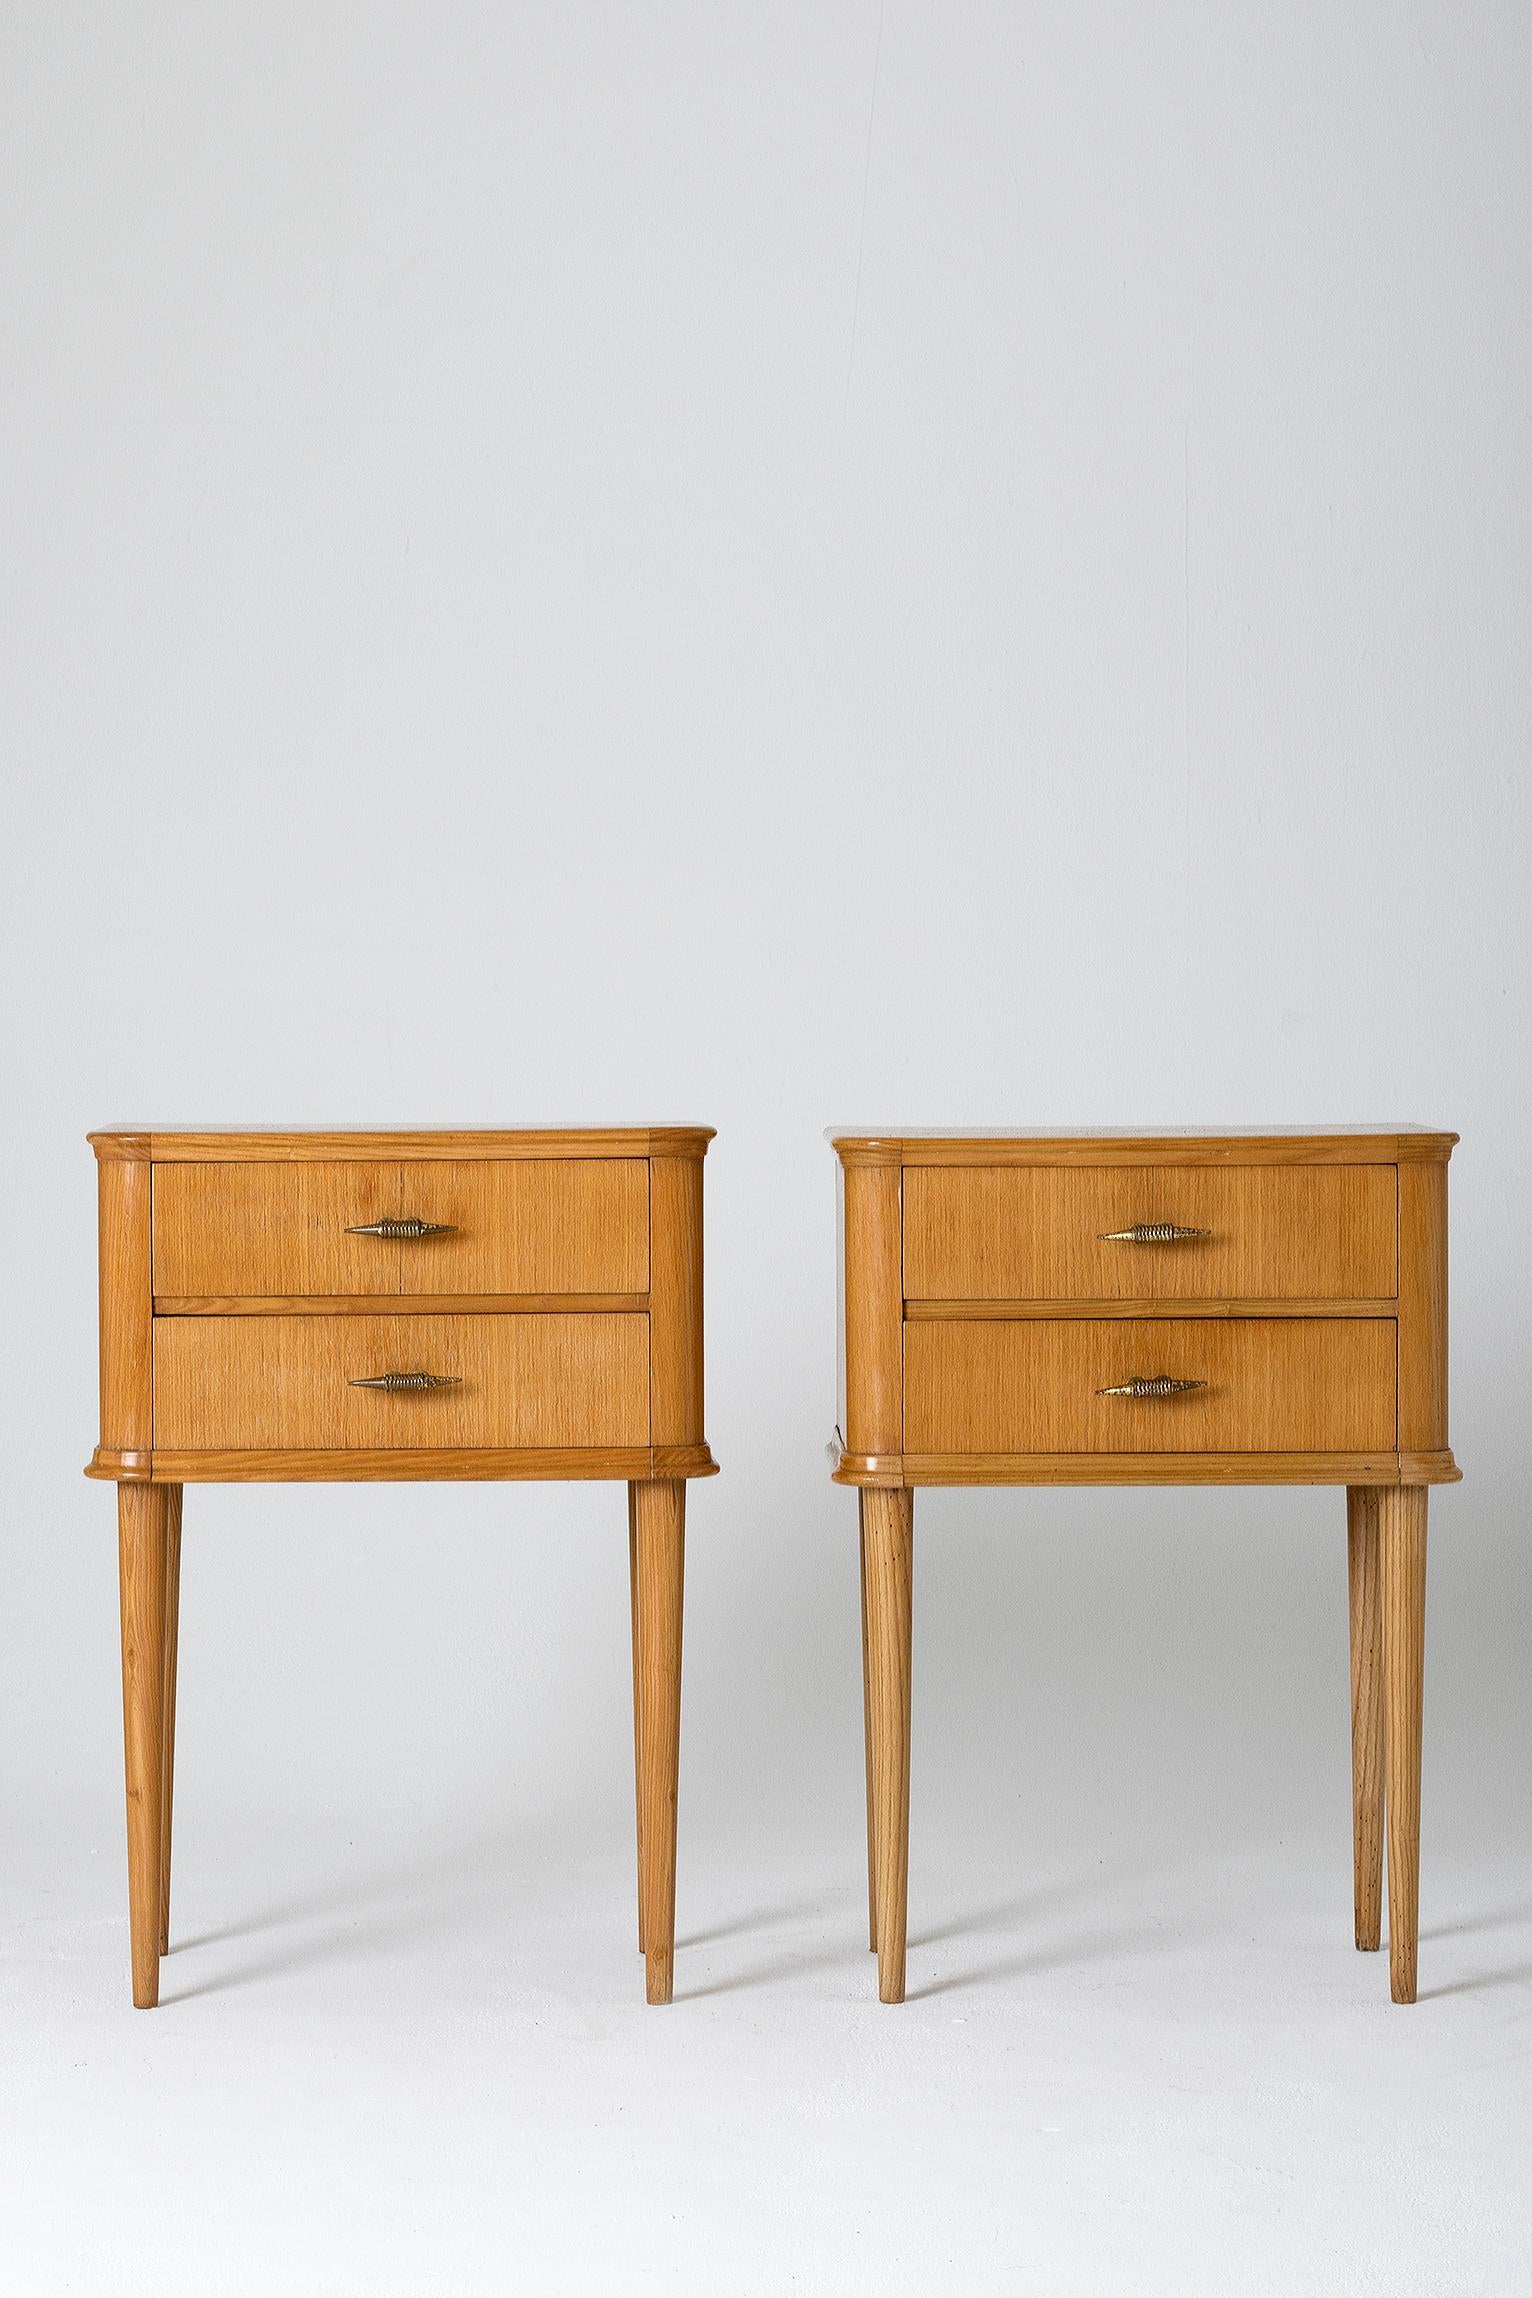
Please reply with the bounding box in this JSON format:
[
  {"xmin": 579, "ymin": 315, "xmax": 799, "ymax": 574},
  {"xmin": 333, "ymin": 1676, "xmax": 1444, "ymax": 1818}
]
[
  {"xmin": 118, "ymin": 1483, "xmax": 170, "ymax": 2008},
  {"xmin": 1346, "ymin": 1486, "xmax": 1383, "ymax": 1952},
  {"xmin": 158, "ymin": 1486, "xmax": 183, "ymax": 1956},
  {"xmin": 863, "ymin": 1486, "xmax": 913, "ymax": 2004},
  {"xmin": 627, "ymin": 1484, "xmax": 646, "ymax": 1954},
  {"xmin": 633, "ymin": 1479, "xmax": 685, "ymax": 2005},
  {"xmin": 859, "ymin": 1509, "xmax": 878, "ymax": 1952},
  {"xmin": 1380, "ymin": 1485, "xmax": 1427, "ymax": 2003}
]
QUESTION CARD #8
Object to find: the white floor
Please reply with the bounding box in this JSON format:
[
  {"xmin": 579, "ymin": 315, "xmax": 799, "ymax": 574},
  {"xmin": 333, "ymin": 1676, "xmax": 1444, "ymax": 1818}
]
[{"xmin": 4, "ymin": 1798, "xmax": 1528, "ymax": 2297}]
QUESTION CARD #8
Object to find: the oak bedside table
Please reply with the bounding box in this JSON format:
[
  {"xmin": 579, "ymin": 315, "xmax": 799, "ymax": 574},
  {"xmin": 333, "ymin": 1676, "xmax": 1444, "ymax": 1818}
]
[
  {"xmin": 88, "ymin": 1126, "xmax": 716, "ymax": 2008},
  {"xmin": 830, "ymin": 1128, "xmax": 1459, "ymax": 2007}
]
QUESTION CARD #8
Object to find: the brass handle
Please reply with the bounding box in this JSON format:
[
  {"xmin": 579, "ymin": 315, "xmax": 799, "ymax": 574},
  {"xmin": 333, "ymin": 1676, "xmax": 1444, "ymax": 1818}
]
[
  {"xmin": 1098, "ymin": 1222, "xmax": 1211, "ymax": 1243},
  {"xmin": 1096, "ymin": 1375, "xmax": 1207, "ymax": 1399},
  {"xmin": 345, "ymin": 1216, "xmax": 456, "ymax": 1240},
  {"xmin": 349, "ymin": 1370, "xmax": 461, "ymax": 1392}
]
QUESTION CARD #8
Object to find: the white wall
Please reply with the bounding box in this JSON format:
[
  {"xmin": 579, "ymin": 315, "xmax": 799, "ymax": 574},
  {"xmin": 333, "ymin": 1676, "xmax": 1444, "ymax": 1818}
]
[{"xmin": 3, "ymin": 0, "xmax": 1528, "ymax": 1882}]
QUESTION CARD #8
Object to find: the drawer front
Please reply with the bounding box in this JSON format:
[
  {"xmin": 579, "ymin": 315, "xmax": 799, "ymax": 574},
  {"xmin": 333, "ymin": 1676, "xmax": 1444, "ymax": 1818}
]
[
  {"xmin": 392, "ymin": 1161, "xmax": 647, "ymax": 1295},
  {"xmin": 152, "ymin": 1160, "xmax": 649, "ymax": 1298},
  {"xmin": 902, "ymin": 1165, "xmax": 1397, "ymax": 1302},
  {"xmin": 154, "ymin": 1313, "xmax": 650, "ymax": 1449},
  {"xmin": 903, "ymin": 1318, "xmax": 1397, "ymax": 1453}
]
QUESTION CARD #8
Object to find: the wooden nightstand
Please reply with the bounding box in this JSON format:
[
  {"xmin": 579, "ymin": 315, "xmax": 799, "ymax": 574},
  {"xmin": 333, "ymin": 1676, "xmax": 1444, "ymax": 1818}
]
[
  {"xmin": 88, "ymin": 1126, "xmax": 717, "ymax": 2008},
  {"xmin": 830, "ymin": 1128, "xmax": 1459, "ymax": 2006}
]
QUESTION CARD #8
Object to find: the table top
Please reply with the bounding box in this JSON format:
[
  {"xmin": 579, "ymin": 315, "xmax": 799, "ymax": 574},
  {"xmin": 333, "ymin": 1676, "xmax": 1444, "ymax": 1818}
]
[
  {"xmin": 89, "ymin": 1127, "xmax": 716, "ymax": 1161},
  {"xmin": 829, "ymin": 1126, "xmax": 1458, "ymax": 1163}
]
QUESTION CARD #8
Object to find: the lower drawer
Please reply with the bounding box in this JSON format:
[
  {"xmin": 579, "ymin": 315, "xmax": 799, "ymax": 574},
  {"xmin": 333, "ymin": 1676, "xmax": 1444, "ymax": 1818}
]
[
  {"xmin": 154, "ymin": 1313, "xmax": 649, "ymax": 1450},
  {"xmin": 903, "ymin": 1318, "xmax": 1397, "ymax": 1454}
]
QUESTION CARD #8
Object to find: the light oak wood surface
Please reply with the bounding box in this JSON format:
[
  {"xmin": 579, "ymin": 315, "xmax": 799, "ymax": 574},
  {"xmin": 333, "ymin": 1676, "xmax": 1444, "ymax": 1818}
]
[
  {"xmin": 154, "ymin": 1293, "xmax": 648, "ymax": 1317},
  {"xmin": 158, "ymin": 1485, "xmax": 183, "ymax": 1958},
  {"xmin": 841, "ymin": 1158, "xmax": 903, "ymax": 1460},
  {"xmin": 903, "ymin": 1317, "xmax": 1397, "ymax": 1455},
  {"xmin": 93, "ymin": 1127, "xmax": 715, "ymax": 1162},
  {"xmin": 153, "ymin": 1159, "xmax": 648, "ymax": 1298},
  {"xmin": 393, "ymin": 1161, "xmax": 646, "ymax": 1296},
  {"xmin": 904, "ymin": 1164, "xmax": 1397, "ymax": 1302},
  {"xmin": 629, "ymin": 1488, "xmax": 645, "ymax": 1956},
  {"xmin": 833, "ymin": 1125, "xmax": 1455, "ymax": 2008},
  {"xmin": 833, "ymin": 1128, "xmax": 1455, "ymax": 1167},
  {"xmin": 862, "ymin": 1487, "xmax": 913, "ymax": 2005},
  {"xmin": 1346, "ymin": 1486, "xmax": 1383, "ymax": 1953},
  {"xmin": 1380, "ymin": 1484, "xmax": 1428, "ymax": 2003},
  {"xmin": 154, "ymin": 1312, "xmax": 650, "ymax": 1451},
  {"xmin": 1397, "ymin": 1158, "xmax": 1449, "ymax": 1452},
  {"xmin": 153, "ymin": 1161, "xmax": 401, "ymax": 1296},
  {"xmin": 118, "ymin": 1483, "xmax": 171, "ymax": 2008},
  {"xmin": 859, "ymin": 1518, "xmax": 878, "ymax": 1953},
  {"xmin": 840, "ymin": 1447, "xmax": 1456, "ymax": 1487},
  {"xmin": 649, "ymin": 1156, "xmax": 706, "ymax": 1447},
  {"xmin": 632, "ymin": 1479, "xmax": 685, "ymax": 2005},
  {"xmin": 110, "ymin": 1443, "xmax": 717, "ymax": 1484},
  {"xmin": 905, "ymin": 1296, "xmax": 1399, "ymax": 1321},
  {"xmin": 99, "ymin": 1155, "xmax": 152, "ymax": 1457},
  {"xmin": 93, "ymin": 1125, "xmax": 714, "ymax": 2009}
]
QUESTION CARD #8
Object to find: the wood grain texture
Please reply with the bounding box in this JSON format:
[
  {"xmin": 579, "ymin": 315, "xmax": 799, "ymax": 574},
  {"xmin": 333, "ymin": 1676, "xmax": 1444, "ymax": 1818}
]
[
  {"xmin": 842, "ymin": 1158, "xmax": 903, "ymax": 1458},
  {"xmin": 85, "ymin": 1448, "xmax": 155, "ymax": 1481},
  {"xmin": 158, "ymin": 1485, "xmax": 183, "ymax": 1958},
  {"xmin": 903, "ymin": 1319, "xmax": 1397, "ymax": 1455},
  {"xmin": 863, "ymin": 1487, "xmax": 913, "ymax": 2004},
  {"xmin": 99, "ymin": 1154, "xmax": 153, "ymax": 1455},
  {"xmin": 859, "ymin": 1514, "xmax": 877, "ymax": 1952},
  {"xmin": 118, "ymin": 1483, "xmax": 170, "ymax": 2008},
  {"xmin": 1380, "ymin": 1485, "xmax": 1428, "ymax": 2003},
  {"xmin": 152, "ymin": 1160, "xmax": 648, "ymax": 1298},
  {"xmin": 649, "ymin": 1156, "xmax": 705, "ymax": 1446},
  {"xmin": 904, "ymin": 1165, "xmax": 1397, "ymax": 1302},
  {"xmin": 396, "ymin": 1161, "xmax": 648, "ymax": 1295},
  {"xmin": 628, "ymin": 1487, "xmax": 645, "ymax": 1955},
  {"xmin": 1346, "ymin": 1486, "xmax": 1383, "ymax": 1953},
  {"xmin": 834, "ymin": 1448, "xmax": 1451, "ymax": 1487},
  {"xmin": 829, "ymin": 1449, "xmax": 906, "ymax": 1487},
  {"xmin": 832, "ymin": 1130, "xmax": 1456, "ymax": 1166},
  {"xmin": 154, "ymin": 1314, "xmax": 649, "ymax": 1450},
  {"xmin": 154, "ymin": 1161, "xmax": 404, "ymax": 1295},
  {"xmin": 650, "ymin": 1445, "xmax": 719, "ymax": 1479},
  {"xmin": 93, "ymin": 1128, "xmax": 715, "ymax": 1161},
  {"xmin": 132, "ymin": 1443, "xmax": 717, "ymax": 1483},
  {"xmin": 155, "ymin": 1294, "xmax": 649, "ymax": 1317},
  {"xmin": 633, "ymin": 1479, "xmax": 685, "ymax": 2005},
  {"xmin": 1397, "ymin": 1157, "xmax": 1449, "ymax": 1451},
  {"xmin": 905, "ymin": 1296, "xmax": 1398, "ymax": 1321}
]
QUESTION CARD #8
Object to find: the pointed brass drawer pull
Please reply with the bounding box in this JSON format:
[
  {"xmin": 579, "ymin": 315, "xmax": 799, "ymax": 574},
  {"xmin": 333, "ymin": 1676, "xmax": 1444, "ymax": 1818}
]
[
  {"xmin": 348, "ymin": 1370, "xmax": 462, "ymax": 1392},
  {"xmin": 1096, "ymin": 1375, "xmax": 1207, "ymax": 1399},
  {"xmin": 345, "ymin": 1216, "xmax": 457, "ymax": 1240},
  {"xmin": 1098, "ymin": 1222, "xmax": 1211, "ymax": 1243}
]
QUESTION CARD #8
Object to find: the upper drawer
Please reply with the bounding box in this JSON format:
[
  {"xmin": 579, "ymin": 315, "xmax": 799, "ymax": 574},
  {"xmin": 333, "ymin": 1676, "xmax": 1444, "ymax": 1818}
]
[
  {"xmin": 152, "ymin": 1160, "xmax": 650, "ymax": 1298},
  {"xmin": 902, "ymin": 1165, "xmax": 1397, "ymax": 1302}
]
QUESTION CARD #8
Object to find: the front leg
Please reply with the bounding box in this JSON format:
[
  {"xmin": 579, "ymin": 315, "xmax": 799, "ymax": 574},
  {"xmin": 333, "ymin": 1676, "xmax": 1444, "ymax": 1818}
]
[
  {"xmin": 1380, "ymin": 1485, "xmax": 1428, "ymax": 2003},
  {"xmin": 1345, "ymin": 1486, "xmax": 1383, "ymax": 1952},
  {"xmin": 118, "ymin": 1483, "xmax": 171, "ymax": 2007},
  {"xmin": 863, "ymin": 1486, "xmax": 913, "ymax": 2004},
  {"xmin": 159, "ymin": 1486, "xmax": 184, "ymax": 1955},
  {"xmin": 633, "ymin": 1479, "xmax": 685, "ymax": 2005},
  {"xmin": 860, "ymin": 1510, "xmax": 878, "ymax": 1952}
]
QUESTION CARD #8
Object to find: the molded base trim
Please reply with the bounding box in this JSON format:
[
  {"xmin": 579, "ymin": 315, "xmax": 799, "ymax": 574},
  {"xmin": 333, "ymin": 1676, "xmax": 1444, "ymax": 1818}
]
[
  {"xmin": 88, "ymin": 1443, "xmax": 718, "ymax": 1484},
  {"xmin": 832, "ymin": 1446, "xmax": 1460, "ymax": 1488}
]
